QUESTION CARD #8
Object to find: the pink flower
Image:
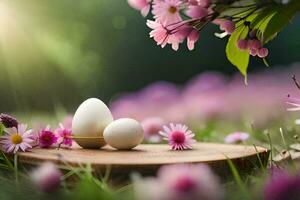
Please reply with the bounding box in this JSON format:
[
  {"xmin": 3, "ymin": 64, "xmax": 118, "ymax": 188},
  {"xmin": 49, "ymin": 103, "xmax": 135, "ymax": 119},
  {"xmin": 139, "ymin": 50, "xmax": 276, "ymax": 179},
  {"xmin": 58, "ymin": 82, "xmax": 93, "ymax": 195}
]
[
  {"xmin": 147, "ymin": 20, "xmax": 170, "ymax": 48},
  {"xmin": 187, "ymin": 29, "xmax": 199, "ymax": 50},
  {"xmin": 286, "ymin": 97, "xmax": 300, "ymax": 111},
  {"xmin": 186, "ymin": 5, "xmax": 208, "ymax": 19},
  {"xmin": 38, "ymin": 126, "xmax": 58, "ymax": 148},
  {"xmin": 237, "ymin": 39, "xmax": 248, "ymax": 50},
  {"xmin": 224, "ymin": 132, "xmax": 249, "ymax": 144},
  {"xmin": 62, "ymin": 115, "xmax": 73, "ymax": 129},
  {"xmin": 264, "ymin": 169, "xmax": 300, "ymax": 200},
  {"xmin": 141, "ymin": 117, "xmax": 165, "ymax": 143},
  {"xmin": 158, "ymin": 164, "xmax": 223, "ymax": 200},
  {"xmin": 160, "ymin": 123, "xmax": 196, "ymax": 150},
  {"xmin": 55, "ymin": 123, "xmax": 73, "ymax": 147},
  {"xmin": 0, "ymin": 124, "xmax": 34, "ymax": 154},
  {"xmin": 248, "ymin": 39, "xmax": 262, "ymax": 50},
  {"xmin": 220, "ymin": 20, "xmax": 235, "ymax": 34},
  {"xmin": 30, "ymin": 162, "xmax": 62, "ymax": 193},
  {"xmin": 134, "ymin": 164, "xmax": 223, "ymax": 200},
  {"xmin": 127, "ymin": 0, "xmax": 151, "ymax": 17},
  {"xmin": 152, "ymin": 0, "xmax": 182, "ymax": 24},
  {"xmin": 258, "ymin": 48, "xmax": 269, "ymax": 58}
]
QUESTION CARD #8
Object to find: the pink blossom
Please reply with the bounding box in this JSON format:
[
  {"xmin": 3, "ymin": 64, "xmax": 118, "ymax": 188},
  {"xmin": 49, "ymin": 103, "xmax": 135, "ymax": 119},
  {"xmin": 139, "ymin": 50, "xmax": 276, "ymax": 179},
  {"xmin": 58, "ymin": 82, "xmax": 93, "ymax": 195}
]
[
  {"xmin": 187, "ymin": 29, "xmax": 199, "ymax": 50},
  {"xmin": 186, "ymin": 5, "xmax": 208, "ymax": 19},
  {"xmin": 152, "ymin": 0, "xmax": 182, "ymax": 24},
  {"xmin": 62, "ymin": 115, "xmax": 73, "ymax": 129},
  {"xmin": 0, "ymin": 124, "xmax": 34, "ymax": 154},
  {"xmin": 30, "ymin": 162, "xmax": 62, "ymax": 193},
  {"xmin": 248, "ymin": 39, "xmax": 262, "ymax": 50},
  {"xmin": 224, "ymin": 132, "xmax": 249, "ymax": 144},
  {"xmin": 286, "ymin": 97, "xmax": 300, "ymax": 111},
  {"xmin": 250, "ymin": 48, "xmax": 258, "ymax": 56},
  {"xmin": 127, "ymin": 0, "xmax": 151, "ymax": 17},
  {"xmin": 147, "ymin": 20, "xmax": 169, "ymax": 48},
  {"xmin": 141, "ymin": 117, "xmax": 165, "ymax": 143},
  {"xmin": 237, "ymin": 39, "xmax": 248, "ymax": 50},
  {"xmin": 55, "ymin": 123, "xmax": 73, "ymax": 148},
  {"xmin": 38, "ymin": 126, "xmax": 58, "ymax": 148},
  {"xmin": 258, "ymin": 48, "xmax": 269, "ymax": 58},
  {"xmin": 220, "ymin": 20, "xmax": 235, "ymax": 34},
  {"xmin": 160, "ymin": 123, "xmax": 196, "ymax": 150},
  {"xmin": 158, "ymin": 164, "xmax": 223, "ymax": 200},
  {"xmin": 264, "ymin": 169, "xmax": 300, "ymax": 200}
]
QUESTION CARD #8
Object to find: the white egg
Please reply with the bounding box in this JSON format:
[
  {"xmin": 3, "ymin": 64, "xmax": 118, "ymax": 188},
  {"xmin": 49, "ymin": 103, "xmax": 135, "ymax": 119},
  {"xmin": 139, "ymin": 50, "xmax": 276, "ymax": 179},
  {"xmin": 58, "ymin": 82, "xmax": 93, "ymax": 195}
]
[
  {"xmin": 72, "ymin": 98, "xmax": 113, "ymax": 149},
  {"xmin": 103, "ymin": 118, "xmax": 144, "ymax": 150}
]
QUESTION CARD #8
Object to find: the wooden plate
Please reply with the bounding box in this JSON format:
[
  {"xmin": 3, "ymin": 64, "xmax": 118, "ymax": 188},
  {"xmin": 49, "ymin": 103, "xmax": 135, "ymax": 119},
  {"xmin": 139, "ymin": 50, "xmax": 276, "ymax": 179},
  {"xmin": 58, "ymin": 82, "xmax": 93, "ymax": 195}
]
[{"xmin": 18, "ymin": 143, "xmax": 269, "ymax": 179}]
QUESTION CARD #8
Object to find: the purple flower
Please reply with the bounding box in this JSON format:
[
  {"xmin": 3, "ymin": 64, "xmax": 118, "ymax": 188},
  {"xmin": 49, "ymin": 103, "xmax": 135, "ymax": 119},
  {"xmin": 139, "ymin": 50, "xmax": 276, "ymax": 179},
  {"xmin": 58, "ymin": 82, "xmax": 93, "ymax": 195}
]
[
  {"xmin": 55, "ymin": 123, "xmax": 72, "ymax": 147},
  {"xmin": 38, "ymin": 126, "xmax": 58, "ymax": 148},
  {"xmin": 0, "ymin": 124, "xmax": 34, "ymax": 154},
  {"xmin": 0, "ymin": 113, "xmax": 18, "ymax": 128},
  {"xmin": 30, "ymin": 162, "xmax": 62, "ymax": 193},
  {"xmin": 264, "ymin": 169, "xmax": 300, "ymax": 200},
  {"xmin": 224, "ymin": 132, "xmax": 249, "ymax": 144},
  {"xmin": 141, "ymin": 117, "xmax": 165, "ymax": 143},
  {"xmin": 160, "ymin": 123, "xmax": 196, "ymax": 150},
  {"xmin": 133, "ymin": 164, "xmax": 223, "ymax": 200}
]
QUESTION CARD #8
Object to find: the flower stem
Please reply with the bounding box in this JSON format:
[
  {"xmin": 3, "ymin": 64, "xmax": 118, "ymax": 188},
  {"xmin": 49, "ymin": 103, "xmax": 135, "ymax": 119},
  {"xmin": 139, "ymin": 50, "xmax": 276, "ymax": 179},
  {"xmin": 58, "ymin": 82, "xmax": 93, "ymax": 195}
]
[{"xmin": 14, "ymin": 154, "xmax": 19, "ymax": 184}]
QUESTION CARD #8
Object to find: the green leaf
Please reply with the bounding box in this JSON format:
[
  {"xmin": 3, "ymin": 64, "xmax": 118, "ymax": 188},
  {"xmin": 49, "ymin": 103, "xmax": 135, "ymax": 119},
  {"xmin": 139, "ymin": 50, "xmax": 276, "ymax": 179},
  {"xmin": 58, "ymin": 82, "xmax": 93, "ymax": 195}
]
[
  {"xmin": 226, "ymin": 26, "xmax": 250, "ymax": 76},
  {"xmin": 262, "ymin": 3, "xmax": 299, "ymax": 43},
  {"xmin": 0, "ymin": 124, "xmax": 4, "ymax": 136}
]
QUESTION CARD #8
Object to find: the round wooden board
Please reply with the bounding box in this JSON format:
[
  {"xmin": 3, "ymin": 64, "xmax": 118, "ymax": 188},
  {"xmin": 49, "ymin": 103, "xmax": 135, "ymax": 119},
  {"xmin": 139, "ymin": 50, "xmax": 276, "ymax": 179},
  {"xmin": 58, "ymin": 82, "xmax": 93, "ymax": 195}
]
[{"xmin": 17, "ymin": 143, "xmax": 269, "ymax": 179}]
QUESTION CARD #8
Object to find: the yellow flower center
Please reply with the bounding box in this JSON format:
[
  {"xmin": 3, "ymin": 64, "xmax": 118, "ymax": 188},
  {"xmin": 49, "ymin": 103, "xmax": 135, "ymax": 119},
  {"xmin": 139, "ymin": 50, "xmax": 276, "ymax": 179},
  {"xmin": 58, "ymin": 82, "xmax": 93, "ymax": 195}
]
[
  {"xmin": 168, "ymin": 6, "xmax": 177, "ymax": 14},
  {"xmin": 10, "ymin": 133, "xmax": 23, "ymax": 144}
]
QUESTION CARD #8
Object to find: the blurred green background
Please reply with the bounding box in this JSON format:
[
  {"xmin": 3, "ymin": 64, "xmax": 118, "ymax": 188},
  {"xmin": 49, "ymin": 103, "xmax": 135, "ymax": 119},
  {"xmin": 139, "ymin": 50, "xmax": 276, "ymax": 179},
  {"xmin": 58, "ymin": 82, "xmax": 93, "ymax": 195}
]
[{"xmin": 0, "ymin": 0, "xmax": 299, "ymax": 113}]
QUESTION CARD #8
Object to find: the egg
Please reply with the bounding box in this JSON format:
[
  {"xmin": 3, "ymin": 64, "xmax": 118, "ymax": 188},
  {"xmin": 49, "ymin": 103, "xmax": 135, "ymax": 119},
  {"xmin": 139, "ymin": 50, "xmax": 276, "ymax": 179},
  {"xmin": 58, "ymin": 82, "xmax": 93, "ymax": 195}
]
[
  {"xmin": 72, "ymin": 98, "xmax": 113, "ymax": 149},
  {"xmin": 103, "ymin": 118, "xmax": 144, "ymax": 150}
]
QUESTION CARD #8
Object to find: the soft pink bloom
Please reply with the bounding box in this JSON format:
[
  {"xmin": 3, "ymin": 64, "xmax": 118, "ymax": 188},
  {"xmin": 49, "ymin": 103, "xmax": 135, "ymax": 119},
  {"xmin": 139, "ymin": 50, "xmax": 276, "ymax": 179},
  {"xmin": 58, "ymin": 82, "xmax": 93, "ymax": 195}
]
[
  {"xmin": 55, "ymin": 123, "xmax": 73, "ymax": 147},
  {"xmin": 128, "ymin": 0, "xmax": 151, "ymax": 17},
  {"xmin": 158, "ymin": 164, "xmax": 223, "ymax": 200},
  {"xmin": 160, "ymin": 123, "xmax": 196, "ymax": 150},
  {"xmin": 152, "ymin": 0, "xmax": 182, "ymax": 24},
  {"xmin": 187, "ymin": 29, "xmax": 199, "ymax": 50},
  {"xmin": 134, "ymin": 164, "xmax": 223, "ymax": 200},
  {"xmin": 237, "ymin": 39, "xmax": 248, "ymax": 50},
  {"xmin": 248, "ymin": 39, "xmax": 262, "ymax": 50},
  {"xmin": 141, "ymin": 117, "xmax": 165, "ymax": 143},
  {"xmin": 258, "ymin": 48, "xmax": 269, "ymax": 58},
  {"xmin": 186, "ymin": 5, "xmax": 208, "ymax": 19},
  {"xmin": 220, "ymin": 20, "xmax": 235, "ymax": 34},
  {"xmin": 224, "ymin": 132, "xmax": 249, "ymax": 144},
  {"xmin": 30, "ymin": 162, "xmax": 62, "ymax": 193},
  {"xmin": 0, "ymin": 124, "xmax": 34, "ymax": 154},
  {"xmin": 38, "ymin": 126, "xmax": 58, "ymax": 148},
  {"xmin": 286, "ymin": 97, "xmax": 300, "ymax": 111},
  {"xmin": 264, "ymin": 169, "xmax": 300, "ymax": 200},
  {"xmin": 62, "ymin": 115, "xmax": 73, "ymax": 129},
  {"xmin": 250, "ymin": 48, "xmax": 258, "ymax": 56},
  {"xmin": 147, "ymin": 20, "xmax": 169, "ymax": 48}
]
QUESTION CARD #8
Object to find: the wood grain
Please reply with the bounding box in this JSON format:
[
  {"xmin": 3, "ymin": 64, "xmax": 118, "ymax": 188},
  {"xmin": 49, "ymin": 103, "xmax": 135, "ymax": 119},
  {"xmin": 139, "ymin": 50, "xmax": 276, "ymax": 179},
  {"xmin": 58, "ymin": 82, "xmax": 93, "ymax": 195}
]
[{"xmin": 17, "ymin": 143, "xmax": 269, "ymax": 179}]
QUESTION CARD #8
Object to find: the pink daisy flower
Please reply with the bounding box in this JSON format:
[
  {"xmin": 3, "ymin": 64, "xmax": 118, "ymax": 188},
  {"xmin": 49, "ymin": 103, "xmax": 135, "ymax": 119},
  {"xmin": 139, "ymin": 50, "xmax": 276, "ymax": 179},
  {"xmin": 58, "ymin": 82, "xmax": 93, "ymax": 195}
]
[
  {"xmin": 158, "ymin": 164, "xmax": 223, "ymax": 200},
  {"xmin": 160, "ymin": 123, "xmax": 196, "ymax": 150},
  {"xmin": 147, "ymin": 19, "xmax": 170, "ymax": 48},
  {"xmin": 224, "ymin": 132, "xmax": 249, "ymax": 144},
  {"xmin": 128, "ymin": 0, "xmax": 151, "ymax": 17},
  {"xmin": 0, "ymin": 124, "xmax": 34, "ymax": 154},
  {"xmin": 152, "ymin": 0, "xmax": 182, "ymax": 24},
  {"xmin": 38, "ymin": 126, "xmax": 58, "ymax": 148},
  {"xmin": 30, "ymin": 162, "xmax": 62, "ymax": 193},
  {"xmin": 141, "ymin": 117, "xmax": 165, "ymax": 143},
  {"xmin": 55, "ymin": 123, "xmax": 73, "ymax": 148}
]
